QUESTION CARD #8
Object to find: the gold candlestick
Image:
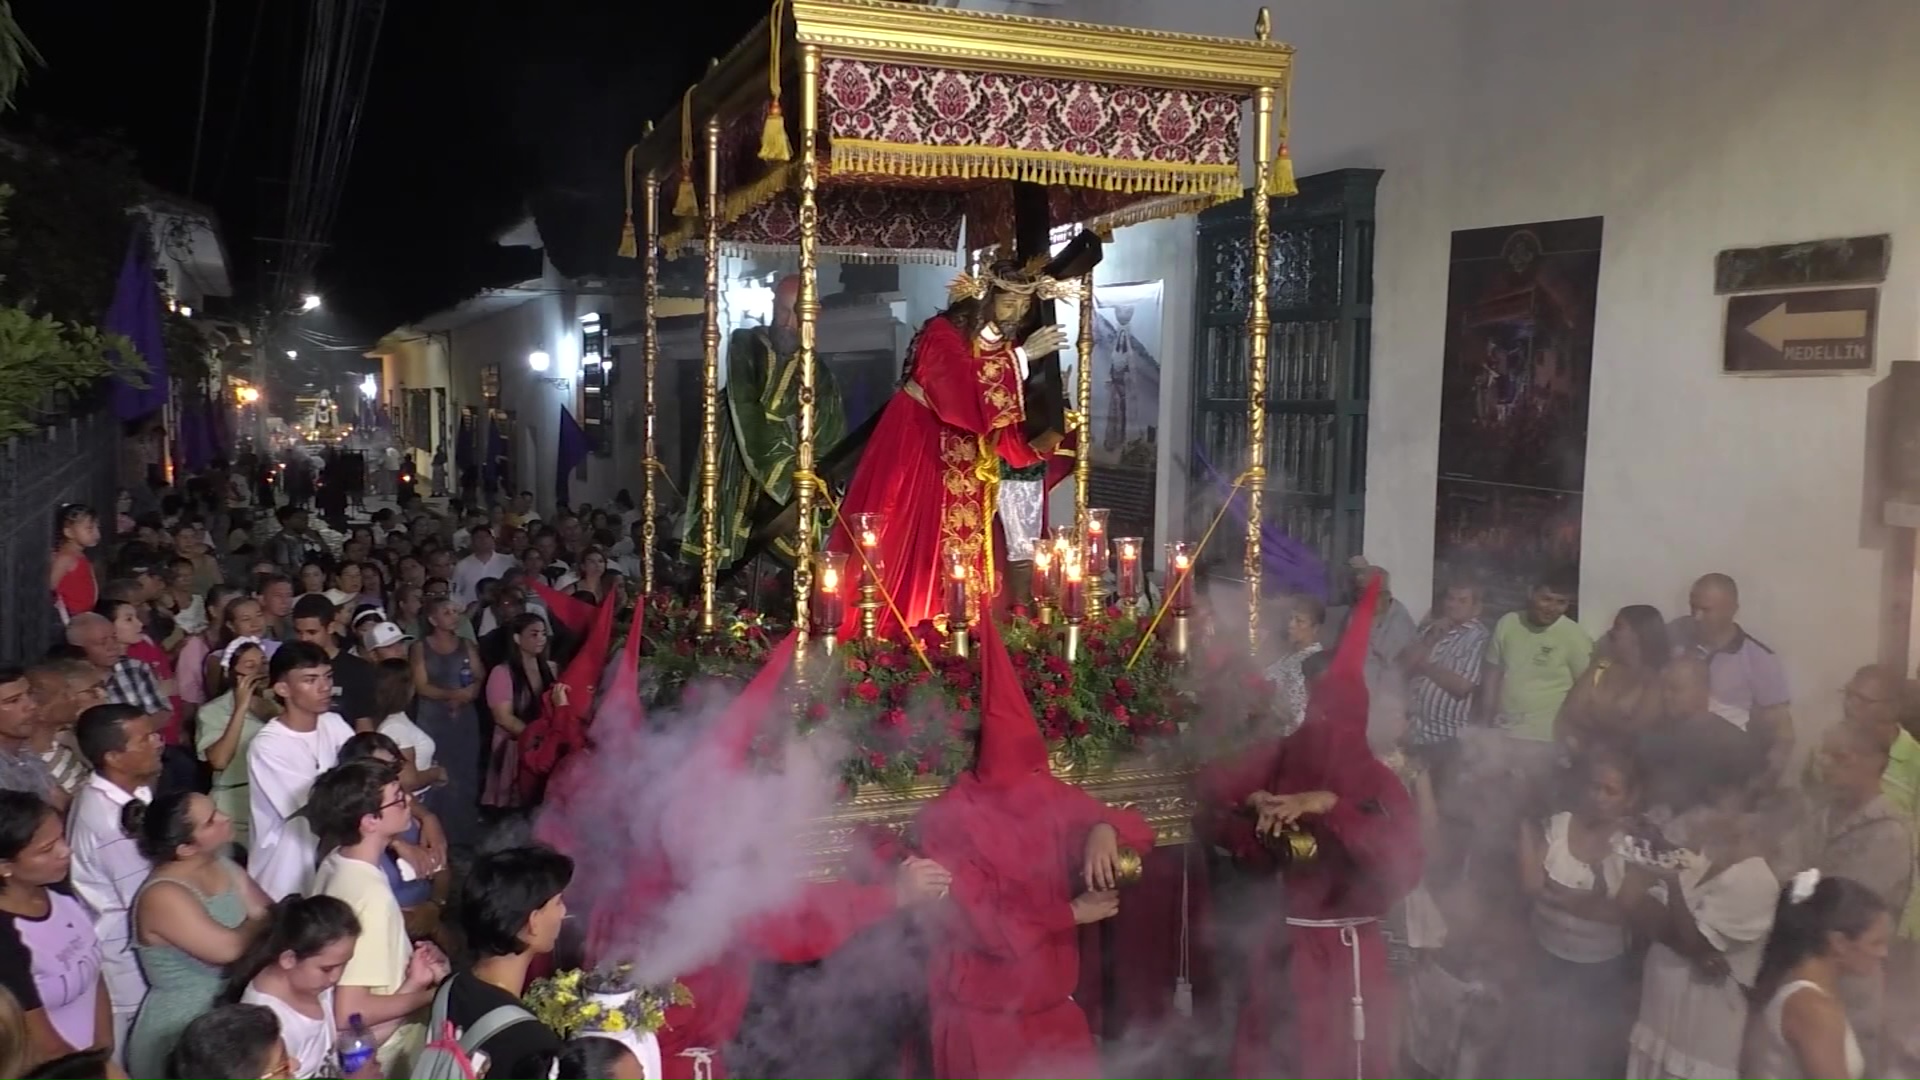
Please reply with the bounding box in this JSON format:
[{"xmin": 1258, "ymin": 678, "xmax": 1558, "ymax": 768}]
[
  {"xmin": 1063, "ymin": 615, "xmax": 1083, "ymax": 663},
  {"xmin": 1170, "ymin": 611, "xmax": 1192, "ymax": 664},
  {"xmin": 819, "ymin": 628, "xmax": 839, "ymax": 656},
  {"xmin": 950, "ymin": 621, "xmax": 971, "ymax": 659},
  {"xmin": 858, "ymin": 579, "xmax": 879, "ymax": 641}
]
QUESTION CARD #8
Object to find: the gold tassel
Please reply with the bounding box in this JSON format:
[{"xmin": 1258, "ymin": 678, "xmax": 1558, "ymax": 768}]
[
  {"xmin": 759, "ymin": 0, "xmax": 792, "ymax": 162},
  {"xmin": 1267, "ymin": 143, "xmax": 1298, "ymax": 197},
  {"xmin": 616, "ymin": 145, "xmax": 639, "ymax": 258},
  {"xmin": 675, "ymin": 84, "xmax": 698, "ymax": 219},
  {"xmin": 674, "ymin": 171, "xmax": 698, "ymax": 218},
  {"xmin": 1267, "ymin": 77, "xmax": 1297, "ymax": 197},
  {"xmin": 760, "ymin": 102, "xmax": 792, "ymax": 163}
]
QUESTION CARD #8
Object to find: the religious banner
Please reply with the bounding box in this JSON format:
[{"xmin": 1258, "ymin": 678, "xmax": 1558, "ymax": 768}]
[
  {"xmin": 1432, "ymin": 217, "xmax": 1603, "ymax": 617},
  {"xmin": 1059, "ymin": 280, "xmax": 1164, "ymax": 543}
]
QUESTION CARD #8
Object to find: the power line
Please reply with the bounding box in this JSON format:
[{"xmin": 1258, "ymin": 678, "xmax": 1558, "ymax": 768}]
[{"xmin": 186, "ymin": 0, "xmax": 217, "ymax": 198}]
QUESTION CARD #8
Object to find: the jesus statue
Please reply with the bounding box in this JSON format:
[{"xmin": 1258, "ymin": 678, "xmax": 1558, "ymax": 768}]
[{"xmin": 830, "ymin": 259, "xmax": 1070, "ymax": 631}]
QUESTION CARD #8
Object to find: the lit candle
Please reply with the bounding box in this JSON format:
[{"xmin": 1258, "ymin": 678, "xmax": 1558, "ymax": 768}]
[
  {"xmin": 948, "ymin": 560, "xmax": 970, "ymax": 625},
  {"xmin": 812, "ymin": 552, "xmax": 849, "ymax": 631},
  {"xmin": 852, "ymin": 512, "xmax": 886, "ymax": 582},
  {"xmin": 1033, "ymin": 546, "xmax": 1054, "ymax": 602},
  {"xmin": 1085, "ymin": 509, "xmax": 1109, "ymax": 577},
  {"xmin": 1168, "ymin": 548, "xmax": 1194, "ymax": 612},
  {"xmin": 1062, "ymin": 555, "xmax": 1085, "ymax": 619},
  {"xmin": 1116, "ymin": 538, "xmax": 1140, "ymax": 601}
]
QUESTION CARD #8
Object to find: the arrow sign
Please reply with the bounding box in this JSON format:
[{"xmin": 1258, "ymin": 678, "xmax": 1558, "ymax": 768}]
[
  {"xmin": 1723, "ymin": 287, "xmax": 1877, "ymax": 374},
  {"xmin": 1743, "ymin": 302, "xmax": 1869, "ymax": 350}
]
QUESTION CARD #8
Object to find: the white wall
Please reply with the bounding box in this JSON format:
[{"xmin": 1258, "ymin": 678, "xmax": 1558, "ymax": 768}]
[{"xmin": 1035, "ymin": 0, "xmax": 1920, "ymax": 735}]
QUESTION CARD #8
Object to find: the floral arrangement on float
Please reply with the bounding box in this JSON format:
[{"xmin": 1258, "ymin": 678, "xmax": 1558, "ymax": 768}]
[
  {"xmin": 523, "ymin": 964, "xmax": 692, "ymax": 1038},
  {"xmin": 618, "ymin": 592, "xmax": 1279, "ymax": 792}
]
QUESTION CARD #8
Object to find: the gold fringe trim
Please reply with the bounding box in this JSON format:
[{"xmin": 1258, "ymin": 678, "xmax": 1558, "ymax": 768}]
[
  {"xmin": 829, "ymin": 139, "xmax": 1242, "ymax": 199},
  {"xmin": 661, "ymin": 163, "xmax": 798, "ymax": 253},
  {"xmin": 1081, "ymin": 191, "xmax": 1231, "ymax": 235},
  {"xmin": 665, "ymin": 237, "xmax": 962, "ymax": 266}
]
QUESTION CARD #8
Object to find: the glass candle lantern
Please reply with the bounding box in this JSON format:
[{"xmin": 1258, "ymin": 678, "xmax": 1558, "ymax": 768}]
[
  {"xmin": 944, "ymin": 543, "xmax": 971, "ymax": 624},
  {"xmin": 1166, "ymin": 541, "xmax": 1197, "ymax": 613},
  {"xmin": 1114, "ymin": 537, "xmax": 1143, "ymax": 602},
  {"xmin": 1032, "ymin": 544, "xmax": 1055, "ymax": 603},
  {"xmin": 1061, "ymin": 550, "xmax": 1086, "ymax": 619},
  {"xmin": 811, "ymin": 551, "xmax": 849, "ymax": 631},
  {"xmin": 1084, "ymin": 509, "xmax": 1110, "ymax": 577},
  {"xmin": 850, "ymin": 512, "xmax": 886, "ymax": 582}
]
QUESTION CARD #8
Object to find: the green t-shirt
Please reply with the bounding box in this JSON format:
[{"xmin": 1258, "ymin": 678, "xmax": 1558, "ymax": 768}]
[{"xmin": 1489, "ymin": 611, "xmax": 1593, "ymax": 742}]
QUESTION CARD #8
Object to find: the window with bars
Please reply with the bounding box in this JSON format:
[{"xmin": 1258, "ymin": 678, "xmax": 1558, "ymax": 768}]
[{"xmin": 1188, "ymin": 169, "xmax": 1379, "ymax": 593}]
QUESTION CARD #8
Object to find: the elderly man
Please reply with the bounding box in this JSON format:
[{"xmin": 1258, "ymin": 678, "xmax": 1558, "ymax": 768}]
[
  {"xmin": 68, "ymin": 612, "xmax": 171, "ymax": 763},
  {"xmin": 1666, "ymin": 573, "xmax": 1792, "ymax": 778},
  {"xmin": 1321, "ymin": 559, "xmax": 1419, "ymax": 699}
]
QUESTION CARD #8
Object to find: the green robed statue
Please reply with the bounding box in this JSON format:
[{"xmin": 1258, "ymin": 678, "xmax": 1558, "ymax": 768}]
[{"xmin": 681, "ymin": 274, "xmax": 846, "ymax": 569}]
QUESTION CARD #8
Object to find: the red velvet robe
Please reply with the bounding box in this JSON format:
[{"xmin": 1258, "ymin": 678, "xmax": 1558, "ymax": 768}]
[
  {"xmin": 831, "ymin": 316, "xmax": 1039, "ymax": 632},
  {"xmin": 917, "ymin": 771, "xmax": 1155, "ymax": 1079},
  {"xmin": 1195, "ymin": 725, "xmax": 1424, "ymax": 1078}
]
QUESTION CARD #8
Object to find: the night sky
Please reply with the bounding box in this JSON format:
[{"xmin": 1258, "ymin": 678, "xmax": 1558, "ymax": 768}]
[{"xmin": 12, "ymin": 0, "xmax": 772, "ymax": 350}]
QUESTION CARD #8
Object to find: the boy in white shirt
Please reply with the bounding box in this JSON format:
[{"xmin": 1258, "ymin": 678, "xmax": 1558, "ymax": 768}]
[
  {"xmin": 310, "ymin": 759, "xmax": 447, "ymax": 1075},
  {"xmin": 248, "ymin": 641, "xmax": 355, "ymax": 900}
]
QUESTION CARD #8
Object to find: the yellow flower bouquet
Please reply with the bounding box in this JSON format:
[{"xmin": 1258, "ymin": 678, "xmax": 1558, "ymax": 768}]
[{"xmin": 523, "ymin": 964, "xmax": 693, "ymax": 1039}]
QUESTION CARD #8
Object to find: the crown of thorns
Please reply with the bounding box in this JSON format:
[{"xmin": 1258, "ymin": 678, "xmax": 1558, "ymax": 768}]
[{"xmin": 947, "ymin": 256, "xmax": 1075, "ymax": 304}]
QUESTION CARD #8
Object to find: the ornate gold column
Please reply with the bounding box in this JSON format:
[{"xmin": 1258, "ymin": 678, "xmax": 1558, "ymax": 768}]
[
  {"xmin": 640, "ymin": 152, "xmax": 660, "ymax": 601},
  {"xmin": 699, "ymin": 113, "xmax": 722, "ymax": 636},
  {"xmin": 793, "ymin": 43, "xmax": 823, "ymax": 665},
  {"xmin": 1074, "ymin": 275, "xmax": 1095, "ymax": 535},
  {"xmin": 1245, "ymin": 8, "xmax": 1276, "ymax": 653}
]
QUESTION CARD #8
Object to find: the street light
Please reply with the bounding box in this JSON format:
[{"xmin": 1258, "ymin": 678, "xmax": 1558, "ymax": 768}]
[
  {"xmin": 301, "ymin": 294, "xmax": 323, "ymax": 312},
  {"xmin": 528, "ymin": 349, "xmax": 551, "ymax": 373},
  {"xmin": 286, "ymin": 349, "xmax": 298, "ymax": 359},
  {"xmin": 359, "ymin": 374, "xmax": 378, "ymax": 400}
]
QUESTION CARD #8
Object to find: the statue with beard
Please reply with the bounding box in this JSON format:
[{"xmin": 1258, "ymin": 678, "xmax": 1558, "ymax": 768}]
[
  {"xmin": 682, "ymin": 274, "xmax": 847, "ymax": 569},
  {"xmin": 824, "ymin": 260, "xmax": 1070, "ymax": 632}
]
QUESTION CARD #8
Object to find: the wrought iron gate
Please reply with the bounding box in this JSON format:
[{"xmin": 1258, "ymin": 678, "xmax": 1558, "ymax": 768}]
[
  {"xmin": 1189, "ymin": 168, "xmax": 1379, "ymax": 591},
  {"xmin": 0, "ymin": 410, "xmax": 122, "ymax": 665}
]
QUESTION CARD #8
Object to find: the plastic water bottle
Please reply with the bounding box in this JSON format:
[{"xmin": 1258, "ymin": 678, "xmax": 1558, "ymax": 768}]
[{"xmin": 336, "ymin": 1013, "xmax": 376, "ymax": 1076}]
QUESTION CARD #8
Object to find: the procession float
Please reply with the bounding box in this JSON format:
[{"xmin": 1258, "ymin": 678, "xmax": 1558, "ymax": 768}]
[{"xmin": 613, "ymin": 0, "xmax": 1299, "ymax": 876}]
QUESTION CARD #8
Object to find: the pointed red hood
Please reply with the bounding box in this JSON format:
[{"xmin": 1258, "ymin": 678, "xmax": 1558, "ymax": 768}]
[
  {"xmin": 971, "ymin": 613, "xmax": 1047, "ymax": 786},
  {"xmin": 557, "ymin": 588, "xmax": 619, "ymax": 706},
  {"xmin": 1274, "ymin": 571, "xmax": 1382, "ymax": 793},
  {"xmin": 708, "ymin": 631, "xmax": 800, "ymax": 770},
  {"xmin": 596, "ymin": 597, "xmax": 649, "ymax": 737},
  {"xmin": 532, "ymin": 580, "xmax": 598, "ymax": 638}
]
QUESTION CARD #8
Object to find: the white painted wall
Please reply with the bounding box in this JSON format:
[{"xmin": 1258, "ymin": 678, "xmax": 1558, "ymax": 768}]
[{"xmin": 1019, "ymin": 0, "xmax": 1920, "ymax": 737}]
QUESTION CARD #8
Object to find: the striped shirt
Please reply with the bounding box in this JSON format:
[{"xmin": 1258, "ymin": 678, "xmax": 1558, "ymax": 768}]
[{"xmin": 1408, "ymin": 618, "xmax": 1491, "ymax": 745}]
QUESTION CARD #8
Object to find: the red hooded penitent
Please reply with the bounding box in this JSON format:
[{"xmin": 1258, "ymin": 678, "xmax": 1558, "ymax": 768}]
[
  {"xmin": 1195, "ymin": 574, "xmax": 1425, "ymax": 1079},
  {"xmin": 915, "ymin": 613, "xmax": 1155, "ymax": 1079}
]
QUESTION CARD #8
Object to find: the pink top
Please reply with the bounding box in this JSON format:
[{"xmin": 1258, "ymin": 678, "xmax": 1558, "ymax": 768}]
[
  {"xmin": 485, "ymin": 664, "xmax": 514, "ymax": 709},
  {"xmin": 177, "ymin": 634, "xmax": 213, "ymax": 706}
]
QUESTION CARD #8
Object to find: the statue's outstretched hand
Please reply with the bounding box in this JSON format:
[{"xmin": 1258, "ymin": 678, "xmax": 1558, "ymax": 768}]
[{"xmin": 1023, "ymin": 324, "xmax": 1069, "ymax": 357}]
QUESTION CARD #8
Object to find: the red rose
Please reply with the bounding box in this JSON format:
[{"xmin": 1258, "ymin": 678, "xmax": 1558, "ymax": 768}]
[
  {"xmin": 881, "ymin": 708, "xmax": 907, "ymax": 730},
  {"xmin": 848, "ymin": 658, "xmax": 870, "ymax": 673},
  {"xmin": 854, "ymin": 680, "xmax": 881, "ymax": 703},
  {"xmin": 954, "ymin": 695, "xmax": 974, "ymax": 714},
  {"xmin": 1043, "ymin": 655, "xmax": 1070, "ymax": 677},
  {"xmin": 1113, "ymin": 677, "xmax": 1136, "ymax": 701},
  {"xmin": 1112, "ymin": 705, "xmax": 1131, "ymax": 728},
  {"xmin": 1070, "ymin": 719, "xmax": 1089, "ymax": 737},
  {"xmin": 874, "ymin": 651, "xmax": 900, "ymax": 671},
  {"xmin": 866, "ymin": 750, "xmax": 888, "ymax": 768},
  {"xmin": 948, "ymin": 667, "xmax": 976, "ymax": 691},
  {"xmin": 914, "ymin": 757, "xmax": 933, "ymax": 775},
  {"xmin": 806, "ymin": 701, "xmax": 830, "ymax": 722}
]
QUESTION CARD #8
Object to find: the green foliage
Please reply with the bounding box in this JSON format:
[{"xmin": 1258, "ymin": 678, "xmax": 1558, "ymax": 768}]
[
  {"xmin": 0, "ymin": 0, "xmax": 43, "ymax": 114},
  {"xmin": 0, "ymin": 306, "xmax": 141, "ymax": 437},
  {"xmin": 0, "ymin": 180, "xmax": 145, "ymax": 438}
]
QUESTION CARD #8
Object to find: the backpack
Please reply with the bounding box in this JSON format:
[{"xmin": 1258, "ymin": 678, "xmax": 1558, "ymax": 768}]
[{"xmin": 410, "ymin": 979, "xmax": 538, "ymax": 1079}]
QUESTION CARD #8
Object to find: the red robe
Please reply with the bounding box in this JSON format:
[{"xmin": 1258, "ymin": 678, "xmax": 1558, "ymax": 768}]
[
  {"xmin": 917, "ymin": 771, "xmax": 1155, "ymax": 1079},
  {"xmin": 831, "ymin": 316, "xmax": 1039, "ymax": 632},
  {"xmin": 1195, "ymin": 579, "xmax": 1424, "ymax": 1080}
]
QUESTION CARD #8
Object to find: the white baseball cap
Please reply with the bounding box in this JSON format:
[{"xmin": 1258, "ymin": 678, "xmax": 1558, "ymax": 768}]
[{"xmin": 366, "ymin": 621, "xmax": 414, "ymax": 649}]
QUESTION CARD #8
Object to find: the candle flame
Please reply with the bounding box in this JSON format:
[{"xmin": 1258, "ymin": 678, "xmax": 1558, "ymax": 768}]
[
  {"xmin": 1065, "ymin": 560, "xmax": 1084, "ymax": 582},
  {"xmin": 1034, "ymin": 548, "xmax": 1052, "ymax": 568},
  {"xmin": 1088, "ymin": 518, "xmax": 1104, "ymax": 534},
  {"xmin": 1121, "ymin": 541, "xmax": 1137, "ymax": 558},
  {"xmin": 861, "ymin": 530, "xmax": 877, "ymax": 547},
  {"xmin": 951, "ymin": 563, "xmax": 968, "ymax": 581},
  {"xmin": 822, "ymin": 566, "xmax": 839, "ymax": 591},
  {"xmin": 1175, "ymin": 554, "xmax": 1191, "ymax": 570}
]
